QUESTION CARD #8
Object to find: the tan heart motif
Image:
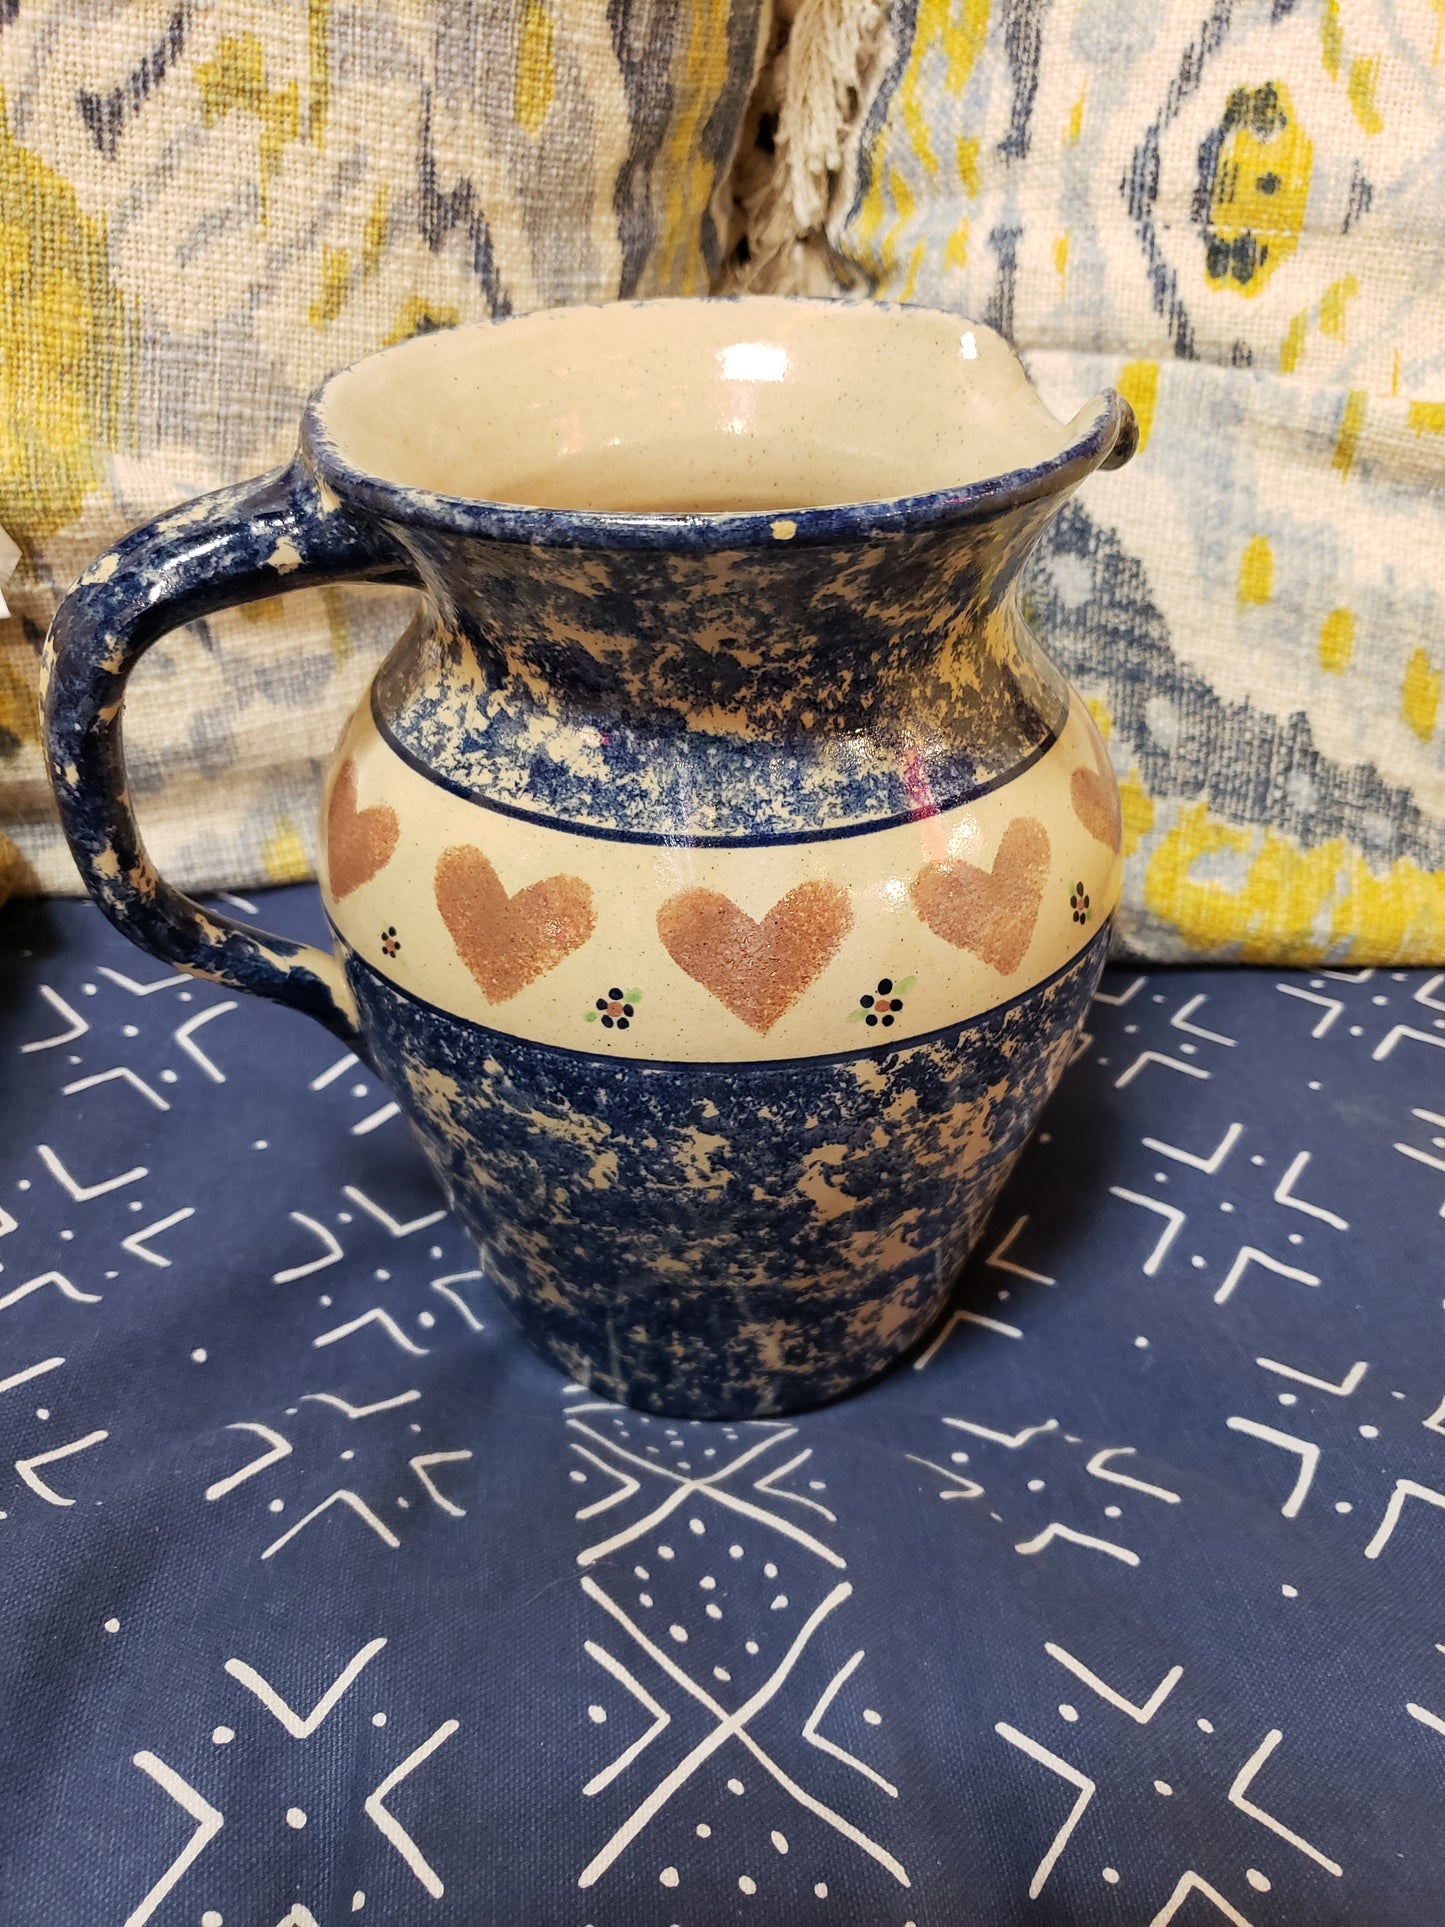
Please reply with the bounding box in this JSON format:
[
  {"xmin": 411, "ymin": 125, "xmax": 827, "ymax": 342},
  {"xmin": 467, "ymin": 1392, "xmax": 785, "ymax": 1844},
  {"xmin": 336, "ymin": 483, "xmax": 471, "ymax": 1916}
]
[
  {"xmin": 326, "ymin": 759, "xmax": 399, "ymax": 901},
  {"xmin": 657, "ymin": 881, "xmax": 854, "ymax": 1034},
  {"xmin": 435, "ymin": 845, "xmax": 596, "ymax": 1003},
  {"xmin": 1070, "ymin": 730, "xmax": 1122, "ymax": 849},
  {"xmin": 910, "ymin": 817, "xmax": 1050, "ymax": 974}
]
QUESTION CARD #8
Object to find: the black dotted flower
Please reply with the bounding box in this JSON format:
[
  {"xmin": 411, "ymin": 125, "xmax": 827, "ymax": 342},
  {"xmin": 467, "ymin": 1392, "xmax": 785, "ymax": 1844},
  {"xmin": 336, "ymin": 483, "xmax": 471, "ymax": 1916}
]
[
  {"xmin": 380, "ymin": 925, "xmax": 401, "ymax": 958},
  {"xmin": 850, "ymin": 975, "xmax": 912, "ymax": 1029},
  {"xmin": 1069, "ymin": 882, "xmax": 1091, "ymax": 926},
  {"xmin": 586, "ymin": 985, "xmax": 642, "ymax": 1031}
]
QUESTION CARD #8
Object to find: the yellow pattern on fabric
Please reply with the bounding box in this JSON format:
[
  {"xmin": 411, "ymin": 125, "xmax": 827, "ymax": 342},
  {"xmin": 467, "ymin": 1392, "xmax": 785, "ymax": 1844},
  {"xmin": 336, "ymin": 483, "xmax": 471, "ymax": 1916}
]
[
  {"xmin": 1145, "ymin": 806, "xmax": 1445, "ymax": 964},
  {"xmin": 308, "ymin": 0, "xmax": 330, "ymax": 145},
  {"xmin": 1278, "ymin": 277, "xmax": 1357, "ymax": 370},
  {"xmin": 939, "ymin": 0, "xmax": 991, "ymax": 93},
  {"xmin": 898, "ymin": 239, "xmax": 925, "ymax": 301},
  {"xmin": 1321, "ymin": 0, "xmax": 1343, "ymax": 79},
  {"xmin": 1203, "ymin": 81, "xmax": 1312, "ymax": 296},
  {"xmin": 515, "ymin": 0, "xmax": 557, "ymax": 136},
  {"xmin": 0, "ymin": 649, "xmax": 37, "ymax": 755},
  {"xmin": 1331, "ymin": 854, "xmax": 1445, "ymax": 958},
  {"xmin": 1116, "ymin": 362, "xmax": 1158, "ymax": 453},
  {"xmin": 1279, "ymin": 309, "xmax": 1307, "ymax": 372},
  {"xmin": 1319, "ymin": 273, "xmax": 1358, "ymax": 339},
  {"xmin": 362, "ymin": 185, "xmax": 389, "ymax": 279},
  {"xmin": 902, "ymin": 76, "xmax": 939, "ymax": 180},
  {"xmin": 870, "ymin": 165, "xmax": 915, "ymax": 285},
  {"xmin": 0, "ymin": 0, "xmax": 771, "ymax": 900},
  {"xmin": 852, "ymin": 0, "xmax": 990, "ymax": 292},
  {"xmin": 1119, "ymin": 770, "xmax": 1154, "ymax": 857},
  {"xmin": 261, "ymin": 818, "xmax": 309, "ymax": 884},
  {"xmin": 1319, "ymin": 608, "xmax": 1354, "ymax": 673},
  {"xmin": 1348, "ymin": 55, "xmax": 1384, "ymax": 134},
  {"xmin": 385, "ymin": 296, "xmax": 461, "ymax": 345},
  {"xmin": 1332, "ymin": 389, "xmax": 1366, "ymax": 477},
  {"xmin": 1147, "ymin": 808, "xmax": 1317, "ymax": 962},
  {"xmin": 307, "ymin": 246, "xmax": 351, "ymax": 328},
  {"xmin": 1402, "ymin": 648, "xmax": 1440, "ymax": 742},
  {"xmin": 832, "ymin": 1, "xmax": 1445, "ymax": 964},
  {"xmin": 322, "ymin": 588, "xmax": 350, "ymax": 666},
  {"xmin": 650, "ymin": 0, "xmax": 740, "ymax": 297},
  {"xmin": 194, "ymin": 36, "xmax": 302, "ymax": 223},
  {"xmin": 1238, "ymin": 536, "xmax": 1273, "ymax": 604},
  {"xmin": 0, "ymin": 95, "xmax": 131, "ymax": 543}
]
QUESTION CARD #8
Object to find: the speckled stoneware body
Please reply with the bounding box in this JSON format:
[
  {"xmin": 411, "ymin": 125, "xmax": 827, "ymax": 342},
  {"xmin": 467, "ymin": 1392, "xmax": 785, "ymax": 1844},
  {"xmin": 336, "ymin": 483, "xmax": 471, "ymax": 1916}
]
[{"xmin": 45, "ymin": 298, "xmax": 1134, "ymax": 1417}]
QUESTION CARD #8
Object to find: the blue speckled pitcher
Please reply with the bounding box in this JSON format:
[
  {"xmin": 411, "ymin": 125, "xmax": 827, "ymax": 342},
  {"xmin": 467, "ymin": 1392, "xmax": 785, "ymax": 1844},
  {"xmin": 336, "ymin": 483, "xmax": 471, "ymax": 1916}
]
[{"xmin": 44, "ymin": 297, "xmax": 1134, "ymax": 1417}]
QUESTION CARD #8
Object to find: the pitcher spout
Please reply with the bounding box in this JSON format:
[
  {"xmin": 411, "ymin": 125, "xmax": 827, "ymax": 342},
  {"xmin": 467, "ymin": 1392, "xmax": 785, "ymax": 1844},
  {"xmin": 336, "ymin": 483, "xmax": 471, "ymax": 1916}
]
[{"xmin": 1098, "ymin": 393, "xmax": 1141, "ymax": 469}]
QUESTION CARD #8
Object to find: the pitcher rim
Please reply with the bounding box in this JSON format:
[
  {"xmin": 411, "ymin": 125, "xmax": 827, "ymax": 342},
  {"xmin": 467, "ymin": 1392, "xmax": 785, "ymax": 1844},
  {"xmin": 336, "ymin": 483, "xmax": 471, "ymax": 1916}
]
[{"xmin": 300, "ymin": 295, "xmax": 1136, "ymax": 552}]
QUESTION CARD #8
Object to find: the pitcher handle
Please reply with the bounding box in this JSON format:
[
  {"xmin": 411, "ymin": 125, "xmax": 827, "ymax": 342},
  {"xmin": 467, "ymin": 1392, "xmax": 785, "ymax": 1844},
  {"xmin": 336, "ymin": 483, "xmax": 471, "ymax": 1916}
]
[{"xmin": 43, "ymin": 461, "xmax": 417, "ymax": 1052}]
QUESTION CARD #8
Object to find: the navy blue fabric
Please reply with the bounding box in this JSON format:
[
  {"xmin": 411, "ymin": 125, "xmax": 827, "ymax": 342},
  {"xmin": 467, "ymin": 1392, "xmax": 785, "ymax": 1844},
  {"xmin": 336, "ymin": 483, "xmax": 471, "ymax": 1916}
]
[{"xmin": 2, "ymin": 886, "xmax": 1443, "ymax": 1926}]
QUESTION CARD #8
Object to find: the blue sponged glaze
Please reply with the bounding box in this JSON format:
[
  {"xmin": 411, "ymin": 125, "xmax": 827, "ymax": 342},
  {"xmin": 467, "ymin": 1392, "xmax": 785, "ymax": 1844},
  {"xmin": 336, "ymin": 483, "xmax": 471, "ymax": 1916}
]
[
  {"xmin": 346, "ymin": 931, "xmax": 1108, "ymax": 1417},
  {"xmin": 43, "ymin": 462, "xmax": 411, "ymax": 1047},
  {"xmin": 374, "ymin": 498, "xmax": 1072, "ymax": 842}
]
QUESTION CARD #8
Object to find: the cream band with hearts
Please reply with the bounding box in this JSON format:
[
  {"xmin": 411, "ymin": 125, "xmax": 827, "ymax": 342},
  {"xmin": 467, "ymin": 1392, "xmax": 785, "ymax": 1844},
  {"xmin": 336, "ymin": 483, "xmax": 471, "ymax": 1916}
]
[{"xmin": 320, "ymin": 694, "xmax": 1123, "ymax": 1065}]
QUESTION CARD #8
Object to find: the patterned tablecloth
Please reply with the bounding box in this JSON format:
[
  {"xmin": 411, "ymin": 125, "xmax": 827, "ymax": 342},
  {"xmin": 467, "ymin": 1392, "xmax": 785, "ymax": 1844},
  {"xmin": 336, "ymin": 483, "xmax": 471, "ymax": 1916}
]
[{"xmin": 2, "ymin": 885, "xmax": 1443, "ymax": 1926}]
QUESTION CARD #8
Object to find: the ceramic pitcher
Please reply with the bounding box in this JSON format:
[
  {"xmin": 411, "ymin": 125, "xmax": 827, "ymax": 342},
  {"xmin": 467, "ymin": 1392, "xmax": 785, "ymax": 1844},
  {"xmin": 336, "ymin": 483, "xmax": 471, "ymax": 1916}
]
[{"xmin": 44, "ymin": 297, "xmax": 1134, "ymax": 1418}]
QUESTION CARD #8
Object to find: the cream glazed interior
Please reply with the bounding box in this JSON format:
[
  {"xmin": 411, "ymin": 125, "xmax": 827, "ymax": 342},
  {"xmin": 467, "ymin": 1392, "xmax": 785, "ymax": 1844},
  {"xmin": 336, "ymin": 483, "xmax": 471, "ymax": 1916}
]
[{"xmin": 310, "ymin": 296, "xmax": 1113, "ymax": 515}]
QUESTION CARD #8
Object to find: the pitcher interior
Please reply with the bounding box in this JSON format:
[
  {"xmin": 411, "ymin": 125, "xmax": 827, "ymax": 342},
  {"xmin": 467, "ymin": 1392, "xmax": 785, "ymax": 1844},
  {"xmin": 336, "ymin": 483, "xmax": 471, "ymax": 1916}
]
[{"xmin": 313, "ymin": 298, "xmax": 1097, "ymax": 515}]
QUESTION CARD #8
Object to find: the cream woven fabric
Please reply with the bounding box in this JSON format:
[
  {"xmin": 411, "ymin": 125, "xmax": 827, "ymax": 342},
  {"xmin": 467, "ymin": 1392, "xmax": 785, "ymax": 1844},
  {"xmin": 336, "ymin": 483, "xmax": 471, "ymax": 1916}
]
[
  {"xmin": 0, "ymin": 0, "xmax": 767, "ymax": 894},
  {"xmin": 810, "ymin": 0, "xmax": 1445, "ymax": 962}
]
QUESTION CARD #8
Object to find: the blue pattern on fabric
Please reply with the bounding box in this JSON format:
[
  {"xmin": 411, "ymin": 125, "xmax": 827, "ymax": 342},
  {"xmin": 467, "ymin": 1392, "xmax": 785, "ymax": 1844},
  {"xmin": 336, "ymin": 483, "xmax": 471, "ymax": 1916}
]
[{"xmin": 2, "ymin": 886, "xmax": 1444, "ymax": 1923}]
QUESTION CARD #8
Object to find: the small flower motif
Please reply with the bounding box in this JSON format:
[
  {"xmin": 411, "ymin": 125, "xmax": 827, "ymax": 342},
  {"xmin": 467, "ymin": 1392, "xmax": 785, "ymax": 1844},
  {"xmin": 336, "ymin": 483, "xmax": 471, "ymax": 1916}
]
[
  {"xmin": 380, "ymin": 925, "xmax": 401, "ymax": 958},
  {"xmin": 847, "ymin": 975, "xmax": 914, "ymax": 1028},
  {"xmin": 1069, "ymin": 882, "xmax": 1091, "ymax": 926},
  {"xmin": 585, "ymin": 986, "xmax": 643, "ymax": 1031}
]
